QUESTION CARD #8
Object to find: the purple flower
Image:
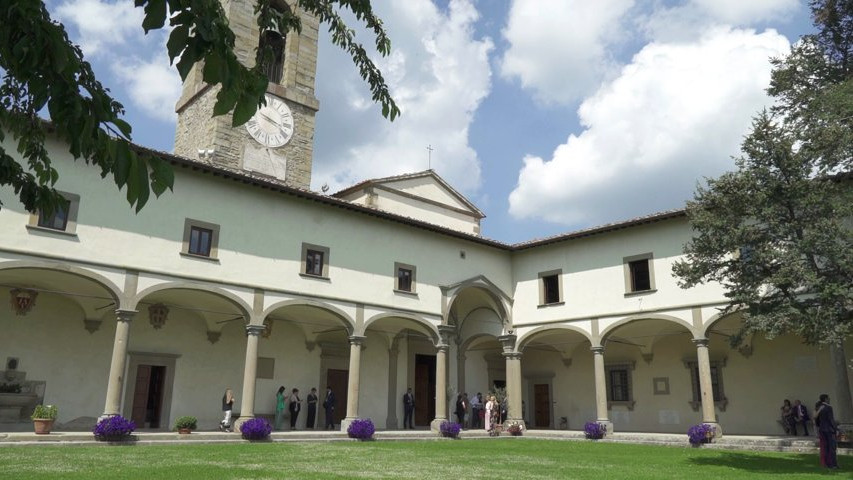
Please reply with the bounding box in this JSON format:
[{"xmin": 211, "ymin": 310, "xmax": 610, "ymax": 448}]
[
  {"xmin": 240, "ymin": 417, "xmax": 272, "ymax": 440},
  {"xmin": 583, "ymin": 421, "xmax": 606, "ymax": 440},
  {"xmin": 440, "ymin": 421, "xmax": 461, "ymax": 438},
  {"xmin": 347, "ymin": 418, "xmax": 375, "ymax": 440},
  {"xmin": 687, "ymin": 423, "xmax": 715, "ymax": 445},
  {"xmin": 93, "ymin": 415, "xmax": 136, "ymax": 440}
]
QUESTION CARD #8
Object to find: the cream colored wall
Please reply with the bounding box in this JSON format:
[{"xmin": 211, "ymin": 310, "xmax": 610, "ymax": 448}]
[
  {"xmin": 511, "ymin": 220, "xmax": 729, "ymax": 329},
  {"xmin": 385, "ymin": 177, "xmax": 471, "ymax": 211},
  {"xmin": 371, "ymin": 190, "xmax": 478, "ymax": 235},
  {"xmin": 521, "ymin": 347, "xmax": 596, "ymax": 429}
]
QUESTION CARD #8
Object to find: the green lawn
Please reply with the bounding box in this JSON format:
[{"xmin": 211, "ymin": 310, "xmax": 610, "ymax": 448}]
[{"xmin": 0, "ymin": 439, "xmax": 847, "ymax": 479}]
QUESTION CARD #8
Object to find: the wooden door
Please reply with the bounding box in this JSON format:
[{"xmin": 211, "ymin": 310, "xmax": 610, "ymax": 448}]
[
  {"xmin": 326, "ymin": 369, "xmax": 349, "ymax": 424},
  {"xmin": 147, "ymin": 366, "xmax": 166, "ymax": 428},
  {"xmin": 534, "ymin": 383, "xmax": 550, "ymax": 428},
  {"xmin": 130, "ymin": 365, "xmax": 151, "ymax": 425},
  {"xmin": 414, "ymin": 354, "xmax": 436, "ymax": 426}
]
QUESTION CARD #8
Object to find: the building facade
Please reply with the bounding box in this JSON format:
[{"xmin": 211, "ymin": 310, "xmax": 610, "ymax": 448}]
[{"xmin": 0, "ymin": 1, "xmax": 850, "ymax": 436}]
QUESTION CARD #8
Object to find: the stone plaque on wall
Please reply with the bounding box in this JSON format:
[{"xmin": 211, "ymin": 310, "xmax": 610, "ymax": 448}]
[{"xmin": 242, "ymin": 144, "xmax": 288, "ymax": 181}]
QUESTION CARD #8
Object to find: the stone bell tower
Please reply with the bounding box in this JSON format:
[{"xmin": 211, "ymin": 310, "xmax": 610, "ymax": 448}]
[{"xmin": 174, "ymin": 0, "xmax": 319, "ymax": 189}]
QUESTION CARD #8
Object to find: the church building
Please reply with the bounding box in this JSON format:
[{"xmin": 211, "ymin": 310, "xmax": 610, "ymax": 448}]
[{"xmin": 0, "ymin": 1, "xmax": 850, "ymax": 436}]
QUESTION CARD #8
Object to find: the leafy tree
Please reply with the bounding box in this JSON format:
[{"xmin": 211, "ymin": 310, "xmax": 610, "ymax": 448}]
[
  {"xmin": 0, "ymin": 0, "xmax": 399, "ymax": 214},
  {"xmin": 674, "ymin": 0, "xmax": 853, "ymax": 421}
]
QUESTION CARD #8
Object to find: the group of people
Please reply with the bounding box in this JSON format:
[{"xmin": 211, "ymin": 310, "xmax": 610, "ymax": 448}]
[
  {"xmin": 218, "ymin": 386, "xmax": 338, "ymax": 432},
  {"xmin": 402, "ymin": 389, "xmax": 506, "ymax": 433},
  {"xmin": 780, "ymin": 394, "xmax": 840, "ymax": 469}
]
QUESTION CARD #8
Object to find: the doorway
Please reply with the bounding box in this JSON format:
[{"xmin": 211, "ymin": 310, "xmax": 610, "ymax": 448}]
[
  {"xmin": 534, "ymin": 383, "xmax": 551, "ymax": 428},
  {"xmin": 325, "ymin": 368, "xmax": 349, "ymax": 424},
  {"xmin": 414, "ymin": 354, "xmax": 436, "ymax": 426},
  {"xmin": 130, "ymin": 365, "xmax": 166, "ymax": 428}
]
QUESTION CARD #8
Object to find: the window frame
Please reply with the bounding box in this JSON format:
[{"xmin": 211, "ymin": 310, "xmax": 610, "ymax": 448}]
[
  {"xmin": 300, "ymin": 243, "xmax": 330, "ymax": 279},
  {"xmin": 622, "ymin": 253, "xmax": 656, "ymax": 296},
  {"xmin": 181, "ymin": 218, "xmax": 221, "ymax": 261},
  {"xmin": 27, "ymin": 192, "xmax": 81, "ymax": 236},
  {"xmin": 537, "ymin": 269, "xmax": 564, "ymax": 307},
  {"xmin": 684, "ymin": 358, "xmax": 728, "ymax": 411},
  {"xmin": 604, "ymin": 361, "xmax": 636, "ymax": 410},
  {"xmin": 394, "ymin": 262, "xmax": 417, "ymax": 295}
]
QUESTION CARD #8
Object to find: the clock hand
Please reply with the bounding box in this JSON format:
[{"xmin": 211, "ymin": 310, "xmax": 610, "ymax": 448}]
[{"xmin": 258, "ymin": 110, "xmax": 279, "ymax": 126}]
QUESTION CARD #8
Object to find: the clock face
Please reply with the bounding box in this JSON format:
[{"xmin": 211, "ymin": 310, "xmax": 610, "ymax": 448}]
[{"xmin": 245, "ymin": 95, "xmax": 294, "ymax": 148}]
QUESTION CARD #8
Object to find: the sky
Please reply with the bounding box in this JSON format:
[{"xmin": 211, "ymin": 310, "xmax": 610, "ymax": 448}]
[{"xmin": 46, "ymin": 0, "xmax": 814, "ymax": 244}]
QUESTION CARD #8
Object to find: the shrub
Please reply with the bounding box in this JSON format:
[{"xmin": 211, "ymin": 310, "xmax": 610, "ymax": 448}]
[
  {"xmin": 687, "ymin": 423, "xmax": 715, "ymax": 446},
  {"xmin": 174, "ymin": 416, "xmax": 198, "ymax": 431},
  {"xmin": 506, "ymin": 422, "xmax": 523, "ymax": 436},
  {"xmin": 93, "ymin": 415, "xmax": 136, "ymax": 441},
  {"xmin": 31, "ymin": 405, "xmax": 58, "ymax": 420},
  {"xmin": 240, "ymin": 417, "xmax": 272, "ymax": 440},
  {"xmin": 584, "ymin": 421, "xmax": 606, "ymax": 440},
  {"xmin": 439, "ymin": 421, "xmax": 461, "ymax": 438},
  {"xmin": 347, "ymin": 418, "xmax": 375, "ymax": 440}
]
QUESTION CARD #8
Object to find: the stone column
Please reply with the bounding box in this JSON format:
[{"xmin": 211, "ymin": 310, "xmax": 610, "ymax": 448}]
[
  {"xmin": 102, "ymin": 309, "xmax": 136, "ymax": 417},
  {"xmin": 430, "ymin": 343, "xmax": 449, "ymax": 431},
  {"xmin": 693, "ymin": 337, "xmax": 722, "ymax": 437},
  {"xmin": 591, "ymin": 346, "xmax": 613, "ymax": 434},
  {"xmin": 385, "ymin": 335, "xmax": 400, "ymax": 429},
  {"xmin": 235, "ymin": 324, "xmax": 264, "ymax": 426},
  {"xmin": 341, "ymin": 335, "xmax": 366, "ymax": 431},
  {"xmin": 498, "ymin": 334, "xmax": 525, "ymax": 429}
]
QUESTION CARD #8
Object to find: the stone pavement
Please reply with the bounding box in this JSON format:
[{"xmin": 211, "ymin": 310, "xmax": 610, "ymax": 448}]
[{"xmin": 1, "ymin": 428, "xmax": 850, "ymax": 454}]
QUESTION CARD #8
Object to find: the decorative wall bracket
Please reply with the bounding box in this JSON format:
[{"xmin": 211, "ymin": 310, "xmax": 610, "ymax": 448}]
[{"xmin": 10, "ymin": 288, "xmax": 38, "ymax": 316}]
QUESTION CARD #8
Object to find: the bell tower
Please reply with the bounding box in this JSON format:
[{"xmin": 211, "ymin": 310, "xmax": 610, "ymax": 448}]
[{"xmin": 173, "ymin": 0, "xmax": 319, "ymax": 189}]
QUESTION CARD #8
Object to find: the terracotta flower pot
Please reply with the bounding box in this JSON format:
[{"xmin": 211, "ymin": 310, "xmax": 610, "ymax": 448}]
[
  {"xmin": 178, "ymin": 428, "xmax": 192, "ymax": 434},
  {"xmin": 33, "ymin": 419, "xmax": 54, "ymax": 434}
]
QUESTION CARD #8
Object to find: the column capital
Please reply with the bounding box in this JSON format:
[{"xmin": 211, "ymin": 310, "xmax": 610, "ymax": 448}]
[
  {"xmin": 245, "ymin": 324, "xmax": 266, "ymax": 336},
  {"xmin": 590, "ymin": 345, "xmax": 605, "ymax": 354},
  {"xmin": 437, "ymin": 324, "xmax": 456, "ymax": 345},
  {"xmin": 435, "ymin": 344, "xmax": 449, "ymax": 353},
  {"xmin": 114, "ymin": 309, "xmax": 137, "ymax": 322},
  {"xmin": 692, "ymin": 337, "xmax": 710, "ymax": 347},
  {"xmin": 348, "ymin": 335, "xmax": 367, "ymax": 346},
  {"xmin": 503, "ymin": 351, "xmax": 522, "ymax": 360}
]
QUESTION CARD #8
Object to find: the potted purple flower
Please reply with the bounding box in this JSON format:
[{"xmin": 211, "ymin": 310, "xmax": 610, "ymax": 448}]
[
  {"xmin": 687, "ymin": 423, "xmax": 715, "ymax": 446},
  {"xmin": 93, "ymin": 415, "xmax": 136, "ymax": 441},
  {"xmin": 439, "ymin": 421, "xmax": 461, "ymax": 438},
  {"xmin": 347, "ymin": 418, "xmax": 375, "ymax": 440},
  {"xmin": 583, "ymin": 421, "xmax": 607, "ymax": 440},
  {"xmin": 239, "ymin": 417, "xmax": 272, "ymax": 441}
]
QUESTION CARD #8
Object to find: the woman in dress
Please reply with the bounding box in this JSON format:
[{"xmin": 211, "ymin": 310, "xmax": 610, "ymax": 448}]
[
  {"xmin": 274, "ymin": 386, "xmax": 286, "ymax": 430},
  {"xmin": 484, "ymin": 395, "xmax": 495, "ymax": 432},
  {"xmin": 780, "ymin": 399, "xmax": 794, "ymax": 434}
]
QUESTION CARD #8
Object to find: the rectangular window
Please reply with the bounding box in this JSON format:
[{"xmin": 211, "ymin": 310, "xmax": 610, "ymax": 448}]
[
  {"xmin": 629, "ymin": 259, "xmax": 651, "ymax": 291},
  {"xmin": 542, "ymin": 275, "xmax": 560, "ymax": 304},
  {"xmin": 306, "ymin": 249, "xmax": 324, "ymax": 276},
  {"xmin": 692, "ymin": 365, "xmax": 722, "ymax": 402},
  {"xmin": 609, "ymin": 369, "xmax": 630, "ymax": 402},
  {"xmin": 397, "ymin": 268, "xmax": 412, "ymax": 292},
  {"xmin": 188, "ymin": 226, "xmax": 213, "ymax": 257},
  {"xmin": 36, "ymin": 198, "xmax": 70, "ymax": 231}
]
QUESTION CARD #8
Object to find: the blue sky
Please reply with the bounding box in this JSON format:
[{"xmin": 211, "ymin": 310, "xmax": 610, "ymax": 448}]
[{"xmin": 46, "ymin": 0, "xmax": 813, "ymax": 243}]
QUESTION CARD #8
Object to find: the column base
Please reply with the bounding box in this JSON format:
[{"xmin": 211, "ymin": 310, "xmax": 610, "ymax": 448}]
[
  {"xmin": 597, "ymin": 420, "xmax": 614, "ymax": 437},
  {"xmin": 430, "ymin": 417, "xmax": 449, "ymax": 433},
  {"xmin": 340, "ymin": 417, "xmax": 359, "ymax": 433},
  {"xmin": 232, "ymin": 416, "xmax": 253, "ymax": 431},
  {"xmin": 703, "ymin": 422, "xmax": 723, "ymax": 439}
]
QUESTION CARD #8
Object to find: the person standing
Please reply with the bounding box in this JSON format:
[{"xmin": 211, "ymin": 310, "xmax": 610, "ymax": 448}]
[
  {"xmin": 484, "ymin": 395, "xmax": 495, "ymax": 432},
  {"xmin": 274, "ymin": 386, "xmax": 287, "ymax": 430},
  {"xmin": 220, "ymin": 388, "xmax": 235, "ymax": 432},
  {"xmin": 780, "ymin": 399, "xmax": 794, "ymax": 434},
  {"xmin": 470, "ymin": 392, "xmax": 482, "ymax": 429},
  {"xmin": 816, "ymin": 394, "xmax": 839, "ymax": 469},
  {"xmin": 462, "ymin": 393, "xmax": 470, "ymax": 428},
  {"xmin": 454, "ymin": 393, "xmax": 465, "ymax": 425},
  {"xmin": 289, "ymin": 388, "xmax": 302, "ymax": 430},
  {"xmin": 791, "ymin": 399, "xmax": 810, "ymax": 436},
  {"xmin": 323, "ymin": 386, "xmax": 336, "ymax": 430},
  {"xmin": 306, "ymin": 387, "xmax": 318, "ymax": 429},
  {"xmin": 403, "ymin": 387, "xmax": 415, "ymax": 429}
]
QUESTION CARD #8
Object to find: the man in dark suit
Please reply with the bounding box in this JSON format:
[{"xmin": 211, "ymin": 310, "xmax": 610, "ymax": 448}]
[
  {"xmin": 403, "ymin": 387, "xmax": 415, "ymax": 429},
  {"xmin": 816, "ymin": 394, "xmax": 839, "ymax": 469},
  {"xmin": 306, "ymin": 387, "xmax": 318, "ymax": 429},
  {"xmin": 323, "ymin": 387, "xmax": 336, "ymax": 430}
]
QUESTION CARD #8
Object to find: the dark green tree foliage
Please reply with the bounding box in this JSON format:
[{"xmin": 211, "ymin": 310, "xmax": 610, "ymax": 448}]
[
  {"xmin": 0, "ymin": 0, "xmax": 399, "ymax": 214},
  {"xmin": 674, "ymin": 0, "xmax": 853, "ymax": 346}
]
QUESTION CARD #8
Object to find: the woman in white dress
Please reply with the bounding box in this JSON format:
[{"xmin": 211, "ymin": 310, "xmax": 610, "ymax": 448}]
[{"xmin": 484, "ymin": 395, "xmax": 496, "ymax": 431}]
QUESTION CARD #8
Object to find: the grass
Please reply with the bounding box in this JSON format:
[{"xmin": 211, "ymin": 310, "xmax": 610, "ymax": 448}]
[{"xmin": 0, "ymin": 439, "xmax": 848, "ymax": 479}]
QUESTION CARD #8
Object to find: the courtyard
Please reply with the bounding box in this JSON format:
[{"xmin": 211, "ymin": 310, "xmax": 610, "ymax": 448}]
[{"xmin": 0, "ymin": 439, "xmax": 848, "ymax": 479}]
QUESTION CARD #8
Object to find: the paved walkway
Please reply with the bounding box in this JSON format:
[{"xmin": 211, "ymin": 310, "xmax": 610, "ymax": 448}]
[{"xmin": 1, "ymin": 428, "xmax": 850, "ymax": 454}]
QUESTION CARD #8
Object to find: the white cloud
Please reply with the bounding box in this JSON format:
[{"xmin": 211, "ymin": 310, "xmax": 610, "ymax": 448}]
[
  {"xmin": 112, "ymin": 57, "xmax": 182, "ymax": 123},
  {"xmin": 508, "ymin": 27, "xmax": 790, "ymax": 225},
  {"xmin": 499, "ymin": 0, "xmax": 635, "ymax": 105},
  {"xmin": 54, "ymin": 0, "xmax": 144, "ymax": 56},
  {"xmin": 312, "ymin": 0, "xmax": 493, "ymax": 194},
  {"xmin": 691, "ymin": 0, "xmax": 800, "ymax": 24}
]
